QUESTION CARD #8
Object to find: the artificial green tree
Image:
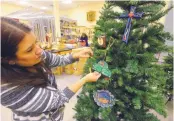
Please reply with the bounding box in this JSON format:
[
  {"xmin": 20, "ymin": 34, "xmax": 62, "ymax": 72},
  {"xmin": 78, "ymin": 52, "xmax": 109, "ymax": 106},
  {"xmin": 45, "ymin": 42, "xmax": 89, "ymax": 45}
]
[
  {"xmin": 163, "ymin": 48, "xmax": 173, "ymax": 104},
  {"xmin": 74, "ymin": 1, "xmax": 173, "ymax": 121}
]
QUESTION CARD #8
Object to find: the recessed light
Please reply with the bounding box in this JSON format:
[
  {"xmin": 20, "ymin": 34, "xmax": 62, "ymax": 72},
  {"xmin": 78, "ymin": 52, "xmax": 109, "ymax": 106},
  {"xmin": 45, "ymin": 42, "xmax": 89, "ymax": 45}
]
[
  {"xmin": 40, "ymin": 6, "xmax": 48, "ymax": 10},
  {"xmin": 19, "ymin": 1, "xmax": 28, "ymax": 5},
  {"xmin": 62, "ymin": 0, "xmax": 72, "ymax": 4}
]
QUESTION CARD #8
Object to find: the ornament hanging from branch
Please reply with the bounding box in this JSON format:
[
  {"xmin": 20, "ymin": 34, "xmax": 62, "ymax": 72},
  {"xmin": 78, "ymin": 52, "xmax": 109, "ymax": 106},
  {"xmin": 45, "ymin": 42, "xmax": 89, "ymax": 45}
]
[
  {"xmin": 119, "ymin": 6, "xmax": 144, "ymax": 43},
  {"xmin": 93, "ymin": 90, "xmax": 115, "ymax": 108},
  {"xmin": 143, "ymin": 43, "xmax": 149, "ymax": 49},
  {"xmin": 97, "ymin": 36, "xmax": 106, "ymax": 48},
  {"xmin": 93, "ymin": 61, "xmax": 111, "ymax": 78}
]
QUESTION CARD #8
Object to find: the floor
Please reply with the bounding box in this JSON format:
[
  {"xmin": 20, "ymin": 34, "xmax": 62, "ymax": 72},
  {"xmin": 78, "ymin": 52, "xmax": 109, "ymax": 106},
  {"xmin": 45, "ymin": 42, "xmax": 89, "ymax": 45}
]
[{"xmin": 1, "ymin": 74, "xmax": 173, "ymax": 121}]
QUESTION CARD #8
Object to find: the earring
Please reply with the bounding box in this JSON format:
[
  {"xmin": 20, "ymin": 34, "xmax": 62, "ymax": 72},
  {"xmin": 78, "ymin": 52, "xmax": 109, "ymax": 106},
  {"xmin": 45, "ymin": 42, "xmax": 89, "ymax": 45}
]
[{"xmin": 9, "ymin": 60, "xmax": 16, "ymax": 65}]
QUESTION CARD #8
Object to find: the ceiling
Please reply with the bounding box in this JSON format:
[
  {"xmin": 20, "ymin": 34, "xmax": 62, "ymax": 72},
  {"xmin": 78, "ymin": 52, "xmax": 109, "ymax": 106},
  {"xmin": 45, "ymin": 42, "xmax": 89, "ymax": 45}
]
[
  {"xmin": 2, "ymin": 0, "xmax": 104, "ymax": 11},
  {"xmin": 2, "ymin": 0, "xmax": 104, "ymax": 19}
]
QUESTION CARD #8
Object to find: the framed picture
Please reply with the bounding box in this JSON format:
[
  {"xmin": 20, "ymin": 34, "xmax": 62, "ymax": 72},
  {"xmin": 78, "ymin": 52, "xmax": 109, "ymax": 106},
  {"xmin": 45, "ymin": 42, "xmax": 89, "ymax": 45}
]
[{"xmin": 87, "ymin": 11, "xmax": 96, "ymax": 22}]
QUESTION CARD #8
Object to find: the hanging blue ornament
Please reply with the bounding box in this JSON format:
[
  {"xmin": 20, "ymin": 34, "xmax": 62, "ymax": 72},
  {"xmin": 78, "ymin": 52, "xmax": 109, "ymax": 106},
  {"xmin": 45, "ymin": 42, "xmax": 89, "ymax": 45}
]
[
  {"xmin": 93, "ymin": 90, "xmax": 115, "ymax": 108},
  {"xmin": 119, "ymin": 6, "xmax": 144, "ymax": 43}
]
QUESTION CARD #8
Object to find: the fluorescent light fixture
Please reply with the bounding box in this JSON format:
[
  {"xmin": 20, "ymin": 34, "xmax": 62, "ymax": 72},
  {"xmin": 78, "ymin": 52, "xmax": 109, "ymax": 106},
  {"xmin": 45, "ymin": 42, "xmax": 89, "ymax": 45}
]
[
  {"xmin": 19, "ymin": 1, "xmax": 28, "ymax": 5},
  {"xmin": 40, "ymin": 6, "xmax": 48, "ymax": 10},
  {"xmin": 62, "ymin": 0, "xmax": 72, "ymax": 4}
]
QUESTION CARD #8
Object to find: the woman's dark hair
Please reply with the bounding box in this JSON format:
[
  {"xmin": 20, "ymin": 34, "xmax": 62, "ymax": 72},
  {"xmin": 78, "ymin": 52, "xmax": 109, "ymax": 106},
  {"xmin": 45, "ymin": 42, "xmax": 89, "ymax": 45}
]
[
  {"xmin": 81, "ymin": 33, "xmax": 88, "ymax": 38},
  {"xmin": 1, "ymin": 17, "xmax": 31, "ymax": 58},
  {"xmin": 1, "ymin": 17, "xmax": 48, "ymax": 87}
]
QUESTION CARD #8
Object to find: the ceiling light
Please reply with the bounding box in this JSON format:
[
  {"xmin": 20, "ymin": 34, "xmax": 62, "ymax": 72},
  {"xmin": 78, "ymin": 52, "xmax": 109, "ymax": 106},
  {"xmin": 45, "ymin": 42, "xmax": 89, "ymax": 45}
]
[
  {"xmin": 19, "ymin": 1, "xmax": 28, "ymax": 5},
  {"xmin": 62, "ymin": 0, "xmax": 72, "ymax": 4},
  {"xmin": 40, "ymin": 7, "xmax": 48, "ymax": 10}
]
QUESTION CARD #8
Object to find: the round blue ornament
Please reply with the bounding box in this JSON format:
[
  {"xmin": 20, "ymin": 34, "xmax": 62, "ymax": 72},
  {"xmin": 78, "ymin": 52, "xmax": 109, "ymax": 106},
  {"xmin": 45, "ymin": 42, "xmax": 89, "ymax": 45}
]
[{"xmin": 93, "ymin": 90, "xmax": 115, "ymax": 108}]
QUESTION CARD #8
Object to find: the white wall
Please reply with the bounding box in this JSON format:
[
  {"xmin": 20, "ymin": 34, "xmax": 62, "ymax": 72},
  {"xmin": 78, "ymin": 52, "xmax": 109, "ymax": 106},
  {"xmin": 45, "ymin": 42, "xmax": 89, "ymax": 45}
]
[
  {"xmin": 164, "ymin": 1, "xmax": 173, "ymax": 46},
  {"xmin": 60, "ymin": 2, "xmax": 104, "ymax": 27}
]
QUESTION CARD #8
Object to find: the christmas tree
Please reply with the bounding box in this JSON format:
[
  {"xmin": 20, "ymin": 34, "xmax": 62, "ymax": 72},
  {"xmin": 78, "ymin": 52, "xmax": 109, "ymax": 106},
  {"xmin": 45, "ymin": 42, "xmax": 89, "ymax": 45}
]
[
  {"xmin": 163, "ymin": 48, "xmax": 173, "ymax": 104},
  {"xmin": 74, "ymin": 1, "xmax": 173, "ymax": 121}
]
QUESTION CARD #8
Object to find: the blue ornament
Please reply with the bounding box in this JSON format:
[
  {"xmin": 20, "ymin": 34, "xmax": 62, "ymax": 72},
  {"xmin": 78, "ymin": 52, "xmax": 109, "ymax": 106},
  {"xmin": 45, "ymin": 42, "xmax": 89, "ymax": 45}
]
[
  {"xmin": 93, "ymin": 90, "xmax": 115, "ymax": 108},
  {"xmin": 119, "ymin": 6, "xmax": 144, "ymax": 43}
]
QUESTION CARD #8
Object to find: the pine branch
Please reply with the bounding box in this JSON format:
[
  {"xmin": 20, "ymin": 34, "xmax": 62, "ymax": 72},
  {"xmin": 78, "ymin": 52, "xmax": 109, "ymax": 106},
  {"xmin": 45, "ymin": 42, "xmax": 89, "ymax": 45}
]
[
  {"xmin": 137, "ymin": 1, "xmax": 166, "ymax": 6},
  {"xmin": 149, "ymin": 6, "xmax": 173, "ymax": 23}
]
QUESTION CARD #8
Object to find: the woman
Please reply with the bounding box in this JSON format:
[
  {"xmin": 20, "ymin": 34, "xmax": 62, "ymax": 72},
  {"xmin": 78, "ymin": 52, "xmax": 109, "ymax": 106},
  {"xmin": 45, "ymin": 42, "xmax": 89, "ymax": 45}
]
[
  {"xmin": 79, "ymin": 33, "xmax": 89, "ymax": 47},
  {"xmin": 1, "ymin": 17, "xmax": 102, "ymax": 121}
]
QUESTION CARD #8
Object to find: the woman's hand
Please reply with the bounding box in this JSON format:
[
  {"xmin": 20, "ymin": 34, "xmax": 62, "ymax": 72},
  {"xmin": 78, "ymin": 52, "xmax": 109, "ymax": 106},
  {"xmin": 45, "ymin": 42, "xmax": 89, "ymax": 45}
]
[
  {"xmin": 72, "ymin": 48, "xmax": 93, "ymax": 59},
  {"xmin": 68, "ymin": 71, "xmax": 101, "ymax": 93},
  {"xmin": 82, "ymin": 72, "xmax": 101, "ymax": 83}
]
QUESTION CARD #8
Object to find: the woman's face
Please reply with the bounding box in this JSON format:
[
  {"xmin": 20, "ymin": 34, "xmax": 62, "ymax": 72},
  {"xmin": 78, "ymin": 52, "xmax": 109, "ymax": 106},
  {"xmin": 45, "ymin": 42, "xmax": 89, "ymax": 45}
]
[{"xmin": 15, "ymin": 32, "xmax": 43, "ymax": 67}]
